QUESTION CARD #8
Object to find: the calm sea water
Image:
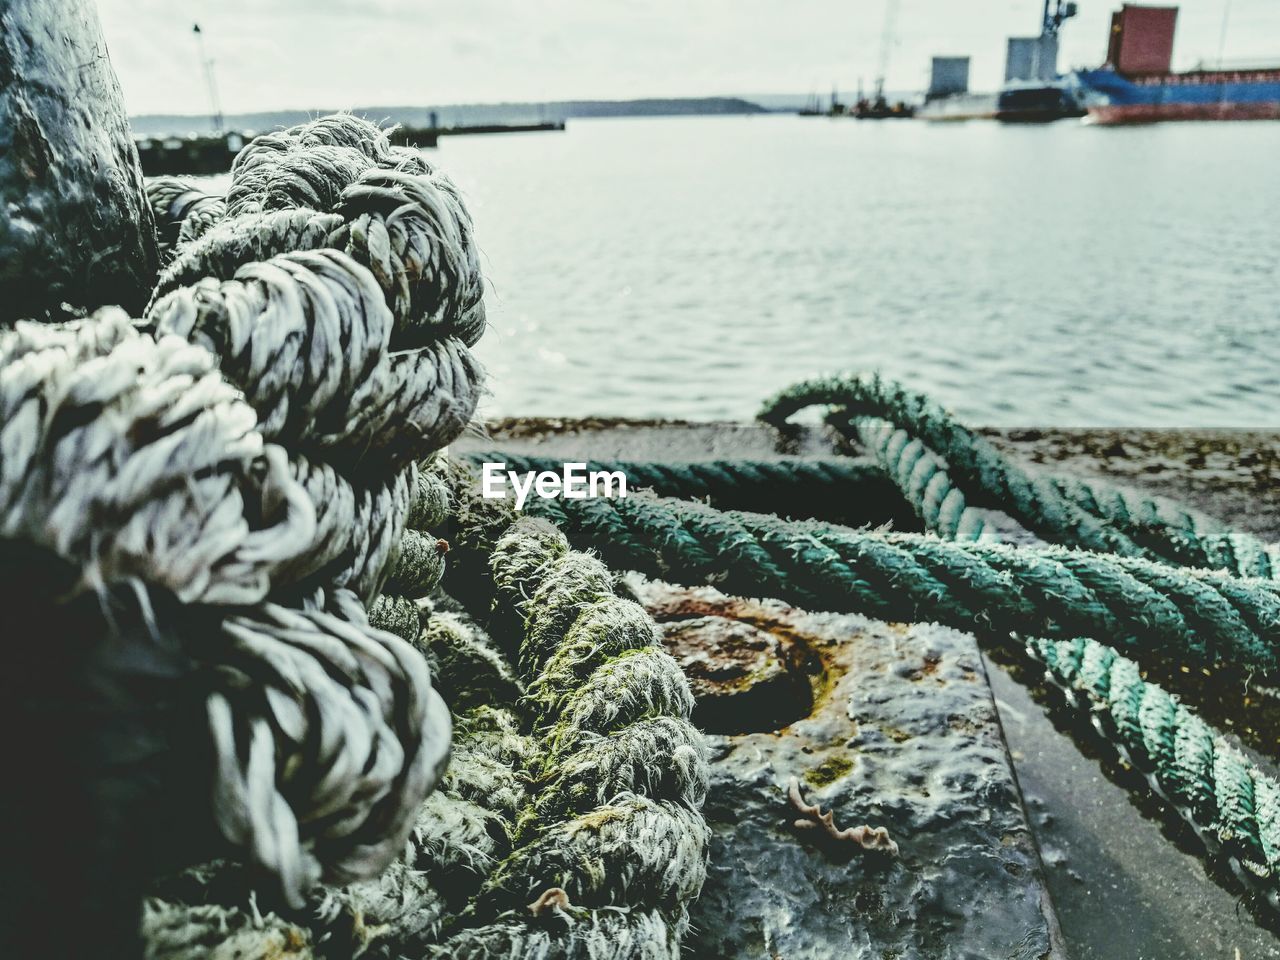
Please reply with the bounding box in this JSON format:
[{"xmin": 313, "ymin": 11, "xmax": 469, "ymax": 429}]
[
  {"xmin": 204, "ymin": 115, "xmax": 1280, "ymax": 426},
  {"xmin": 445, "ymin": 115, "xmax": 1280, "ymax": 427}
]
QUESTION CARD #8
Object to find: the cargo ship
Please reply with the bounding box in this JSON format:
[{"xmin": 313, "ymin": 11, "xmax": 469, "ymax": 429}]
[
  {"xmin": 1075, "ymin": 4, "xmax": 1280, "ymax": 123},
  {"xmin": 996, "ymin": 80, "xmax": 1085, "ymax": 122},
  {"xmin": 917, "ymin": 3, "xmax": 1084, "ymax": 123},
  {"xmin": 995, "ymin": 1, "xmax": 1087, "ymax": 122}
]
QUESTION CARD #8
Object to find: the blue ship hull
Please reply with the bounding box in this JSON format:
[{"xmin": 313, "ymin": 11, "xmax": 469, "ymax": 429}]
[{"xmin": 1074, "ymin": 67, "xmax": 1280, "ymax": 123}]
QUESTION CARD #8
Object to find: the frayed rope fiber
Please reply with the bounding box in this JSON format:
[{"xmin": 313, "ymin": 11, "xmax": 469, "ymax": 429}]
[
  {"xmin": 410, "ymin": 474, "xmax": 708, "ymax": 959},
  {"xmin": 140, "ymin": 460, "xmax": 708, "ymax": 960},
  {"xmin": 147, "ymin": 178, "xmax": 226, "ymax": 262},
  {"xmin": 150, "ymin": 114, "xmax": 486, "ymax": 349}
]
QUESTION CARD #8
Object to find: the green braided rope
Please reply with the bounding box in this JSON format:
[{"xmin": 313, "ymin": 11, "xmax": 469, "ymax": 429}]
[
  {"xmin": 835, "ymin": 415, "xmax": 1277, "ymax": 579},
  {"xmin": 762, "ymin": 374, "xmax": 1279, "ymax": 577},
  {"xmin": 760, "ymin": 374, "xmax": 1149, "ymax": 557},
  {"xmin": 460, "ymin": 451, "xmax": 908, "ymax": 527},
  {"xmin": 1030, "ymin": 635, "xmax": 1280, "ymax": 900},
  {"xmin": 837, "ymin": 411, "xmax": 1277, "ymax": 577},
  {"xmin": 1045, "ymin": 473, "xmax": 1279, "ymax": 579},
  {"xmin": 524, "ymin": 493, "xmax": 1280, "ymax": 675},
  {"xmin": 837, "ymin": 419, "xmax": 1000, "ymax": 541}
]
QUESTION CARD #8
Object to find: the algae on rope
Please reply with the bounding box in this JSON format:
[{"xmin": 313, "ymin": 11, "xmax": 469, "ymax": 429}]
[{"xmin": 139, "ymin": 457, "xmax": 711, "ymax": 959}]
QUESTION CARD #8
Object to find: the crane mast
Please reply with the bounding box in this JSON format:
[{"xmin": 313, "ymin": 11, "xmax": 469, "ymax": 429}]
[
  {"xmin": 873, "ymin": 0, "xmax": 900, "ymax": 102},
  {"xmin": 1042, "ymin": 0, "xmax": 1079, "ymax": 38},
  {"xmin": 192, "ymin": 24, "xmax": 225, "ymax": 134}
]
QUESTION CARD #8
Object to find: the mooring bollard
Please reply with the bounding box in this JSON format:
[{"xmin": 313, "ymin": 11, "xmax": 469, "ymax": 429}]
[{"xmin": 0, "ymin": 0, "xmax": 156, "ymax": 321}]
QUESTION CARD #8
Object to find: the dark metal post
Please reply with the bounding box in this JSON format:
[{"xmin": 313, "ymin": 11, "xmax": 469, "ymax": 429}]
[{"xmin": 0, "ymin": 0, "xmax": 157, "ymax": 320}]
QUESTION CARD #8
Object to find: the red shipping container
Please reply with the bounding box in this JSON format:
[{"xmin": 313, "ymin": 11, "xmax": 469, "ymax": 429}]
[{"xmin": 1107, "ymin": 4, "xmax": 1178, "ymax": 75}]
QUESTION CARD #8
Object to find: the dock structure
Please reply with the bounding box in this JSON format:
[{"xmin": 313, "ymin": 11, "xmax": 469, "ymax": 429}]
[
  {"xmin": 387, "ymin": 120, "xmax": 565, "ymax": 150},
  {"xmin": 918, "ymin": 56, "xmax": 1000, "ymax": 121},
  {"xmin": 133, "ymin": 131, "xmax": 245, "ymax": 177},
  {"xmin": 134, "ymin": 121, "xmax": 566, "ymax": 176}
]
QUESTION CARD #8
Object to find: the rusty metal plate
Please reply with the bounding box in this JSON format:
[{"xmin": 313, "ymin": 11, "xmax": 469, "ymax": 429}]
[{"xmin": 640, "ymin": 582, "xmax": 1064, "ymax": 959}]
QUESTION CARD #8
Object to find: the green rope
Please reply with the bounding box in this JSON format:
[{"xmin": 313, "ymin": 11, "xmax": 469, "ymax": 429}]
[
  {"xmin": 762, "ymin": 374, "xmax": 1280, "ymax": 578},
  {"xmin": 835, "ymin": 409, "xmax": 1278, "ymax": 577},
  {"xmin": 461, "ymin": 451, "xmax": 911, "ymax": 528},
  {"xmin": 834, "ymin": 418, "xmax": 1001, "ymax": 542},
  {"xmin": 524, "ymin": 493, "xmax": 1280, "ymax": 676},
  {"xmin": 1030, "ymin": 635, "xmax": 1280, "ymax": 901},
  {"xmin": 1044, "ymin": 472, "xmax": 1278, "ymax": 579},
  {"xmin": 761, "ymin": 374, "xmax": 1150, "ymax": 557}
]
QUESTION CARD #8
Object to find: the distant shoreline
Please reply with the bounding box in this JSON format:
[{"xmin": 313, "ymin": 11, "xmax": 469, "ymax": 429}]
[{"xmin": 129, "ymin": 96, "xmax": 774, "ymax": 136}]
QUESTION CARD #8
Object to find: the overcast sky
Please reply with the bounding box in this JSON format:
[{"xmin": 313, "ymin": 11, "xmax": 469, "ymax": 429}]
[{"xmin": 96, "ymin": 0, "xmax": 1280, "ymax": 115}]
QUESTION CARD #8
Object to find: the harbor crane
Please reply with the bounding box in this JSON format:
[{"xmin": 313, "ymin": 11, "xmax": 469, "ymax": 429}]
[
  {"xmin": 856, "ymin": 0, "xmax": 915, "ymax": 118},
  {"xmin": 1042, "ymin": 0, "xmax": 1079, "ymax": 37},
  {"xmin": 873, "ymin": 0, "xmax": 901, "ymax": 104},
  {"xmin": 192, "ymin": 23, "xmax": 225, "ymax": 134}
]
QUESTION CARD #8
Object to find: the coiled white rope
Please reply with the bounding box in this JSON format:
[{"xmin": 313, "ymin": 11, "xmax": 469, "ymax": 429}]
[
  {"xmin": 3, "ymin": 114, "xmax": 486, "ymax": 920},
  {"xmin": 0, "ymin": 311, "xmax": 310, "ymax": 606}
]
